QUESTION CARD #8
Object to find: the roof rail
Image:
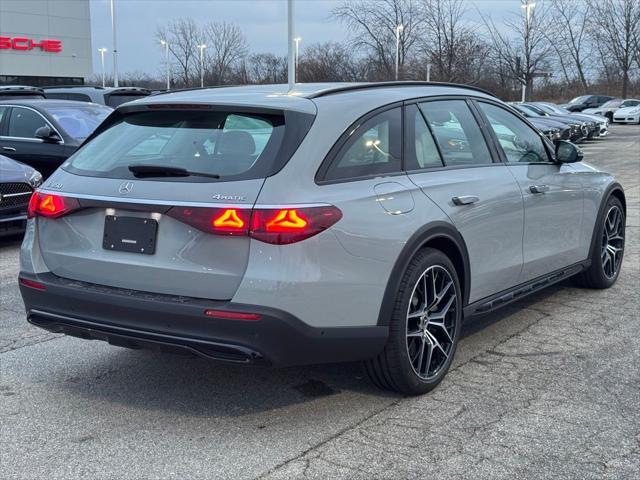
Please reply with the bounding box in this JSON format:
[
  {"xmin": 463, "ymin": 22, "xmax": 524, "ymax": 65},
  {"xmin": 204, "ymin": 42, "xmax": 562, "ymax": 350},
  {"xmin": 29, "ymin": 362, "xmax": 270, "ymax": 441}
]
[
  {"xmin": 306, "ymin": 81, "xmax": 496, "ymax": 99},
  {"xmin": 149, "ymin": 85, "xmax": 231, "ymax": 97},
  {"xmin": 43, "ymin": 85, "xmax": 103, "ymax": 90},
  {"xmin": 0, "ymin": 85, "xmax": 46, "ymax": 96}
]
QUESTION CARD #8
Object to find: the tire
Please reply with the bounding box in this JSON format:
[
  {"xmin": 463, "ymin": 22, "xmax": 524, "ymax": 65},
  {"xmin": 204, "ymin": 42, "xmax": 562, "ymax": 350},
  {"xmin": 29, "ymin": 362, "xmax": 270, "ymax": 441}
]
[
  {"xmin": 364, "ymin": 248, "xmax": 462, "ymax": 395},
  {"xmin": 575, "ymin": 196, "xmax": 625, "ymax": 289}
]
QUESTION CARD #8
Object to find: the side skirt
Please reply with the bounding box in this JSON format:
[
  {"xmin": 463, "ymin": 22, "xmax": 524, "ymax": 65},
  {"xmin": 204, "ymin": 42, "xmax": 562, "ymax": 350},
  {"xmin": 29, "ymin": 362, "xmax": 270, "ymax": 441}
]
[{"xmin": 463, "ymin": 260, "xmax": 590, "ymax": 319}]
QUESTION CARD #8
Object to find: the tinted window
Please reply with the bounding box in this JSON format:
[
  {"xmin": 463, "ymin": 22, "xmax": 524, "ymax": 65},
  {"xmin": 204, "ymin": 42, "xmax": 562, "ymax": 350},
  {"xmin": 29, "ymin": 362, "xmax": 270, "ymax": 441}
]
[
  {"xmin": 324, "ymin": 108, "xmax": 401, "ymax": 181},
  {"xmin": 8, "ymin": 107, "xmax": 48, "ymax": 138},
  {"xmin": 621, "ymin": 100, "xmax": 640, "ymax": 107},
  {"xmin": 419, "ymin": 100, "xmax": 492, "ymax": 166},
  {"xmin": 64, "ymin": 110, "xmax": 284, "ymax": 181},
  {"xmin": 66, "ymin": 93, "xmax": 92, "ymax": 102},
  {"xmin": 0, "ymin": 106, "xmax": 7, "ymax": 124},
  {"xmin": 478, "ymin": 102, "xmax": 550, "ymax": 164},
  {"xmin": 46, "ymin": 104, "xmax": 112, "ymax": 140},
  {"xmin": 405, "ymin": 104, "xmax": 443, "ymax": 170}
]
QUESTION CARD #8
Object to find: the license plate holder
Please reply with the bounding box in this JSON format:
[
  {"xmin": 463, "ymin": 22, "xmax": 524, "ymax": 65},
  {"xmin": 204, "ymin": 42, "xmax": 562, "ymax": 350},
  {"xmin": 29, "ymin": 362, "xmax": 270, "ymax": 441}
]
[{"xmin": 103, "ymin": 215, "xmax": 158, "ymax": 255}]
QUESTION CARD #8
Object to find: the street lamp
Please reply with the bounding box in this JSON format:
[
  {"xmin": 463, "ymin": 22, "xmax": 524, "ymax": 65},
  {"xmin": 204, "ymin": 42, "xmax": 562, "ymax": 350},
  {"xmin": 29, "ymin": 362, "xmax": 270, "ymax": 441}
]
[
  {"xmin": 160, "ymin": 40, "xmax": 170, "ymax": 91},
  {"xmin": 395, "ymin": 24, "xmax": 404, "ymax": 81},
  {"xmin": 98, "ymin": 48, "xmax": 108, "ymax": 87},
  {"xmin": 197, "ymin": 44, "xmax": 207, "ymax": 88},
  {"xmin": 294, "ymin": 37, "xmax": 301, "ymax": 81},
  {"xmin": 521, "ymin": 0, "xmax": 535, "ymax": 101},
  {"xmin": 110, "ymin": 0, "xmax": 118, "ymax": 87}
]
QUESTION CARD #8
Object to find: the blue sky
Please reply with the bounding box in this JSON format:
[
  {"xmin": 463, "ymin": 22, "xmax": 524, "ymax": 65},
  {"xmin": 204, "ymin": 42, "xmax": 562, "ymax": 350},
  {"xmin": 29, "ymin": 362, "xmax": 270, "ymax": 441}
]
[{"xmin": 89, "ymin": 0, "xmax": 523, "ymax": 77}]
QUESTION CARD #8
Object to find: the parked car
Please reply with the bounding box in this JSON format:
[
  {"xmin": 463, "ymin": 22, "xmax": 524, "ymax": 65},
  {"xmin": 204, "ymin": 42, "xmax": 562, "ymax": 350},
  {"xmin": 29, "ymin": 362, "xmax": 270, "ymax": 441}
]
[
  {"xmin": 509, "ymin": 104, "xmax": 572, "ymax": 143},
  {"xmin": 19, "ymin": 82, "xmax": 626, "ymax": 395},
  {"xmin": 583, "ymin": 98, "xmax": 640, "ymax": 122},
  {"xmin": 533, "ymin": 102, "xmax": 609, "ymax": 137},
  {"xmin": 511, "ymin": 103, "xmax": 584, "ymax": 142},
  {"xmin": 613, "ymin": 104, "xmax": 640, "ymax": 124},
  {"xmin": 0, "ymin": 85, "xmax": 46, "ymax": 100},
  {"xmin": 44, "ymin": 86, "xmax": 151, "ymax": 108},
  {"xmin": 523, "ymin": 103, "xmax": 598, "ymax": 139},
  {"xmin": 0, "ymin": 154, "xmax": 42, "ymax": 237},
  {"xmin": 0, "ymin": 99, "xmax": 112, "ymax": 178},
  {"xmin": 561, "ymin": 95, "xmax": 614, "ymax": 112}
]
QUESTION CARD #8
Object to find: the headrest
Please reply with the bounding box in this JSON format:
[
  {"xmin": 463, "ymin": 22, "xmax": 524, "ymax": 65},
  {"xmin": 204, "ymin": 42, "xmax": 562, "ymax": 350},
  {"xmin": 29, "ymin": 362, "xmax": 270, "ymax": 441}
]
[{"xmin": 217, "ymin": 130, "xmax": 256, "ymax": 156}]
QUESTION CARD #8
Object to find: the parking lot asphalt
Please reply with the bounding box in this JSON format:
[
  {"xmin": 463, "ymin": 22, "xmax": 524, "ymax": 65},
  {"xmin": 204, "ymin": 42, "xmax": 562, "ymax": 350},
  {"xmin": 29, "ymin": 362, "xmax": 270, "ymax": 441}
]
[{"xmin": 1, "ymin": 124, "xmax": 639, "ymax": 480}]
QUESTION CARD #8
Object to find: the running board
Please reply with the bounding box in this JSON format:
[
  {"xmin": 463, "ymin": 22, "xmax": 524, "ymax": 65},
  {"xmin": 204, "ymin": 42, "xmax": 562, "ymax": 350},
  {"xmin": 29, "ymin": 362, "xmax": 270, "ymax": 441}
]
[{"xmin": 464, "ymin": 261, "xmax": 589, "ymax": 318}]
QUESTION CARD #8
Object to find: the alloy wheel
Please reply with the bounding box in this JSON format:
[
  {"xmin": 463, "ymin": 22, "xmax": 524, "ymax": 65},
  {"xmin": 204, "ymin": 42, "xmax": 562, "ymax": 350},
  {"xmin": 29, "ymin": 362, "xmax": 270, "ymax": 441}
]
[
  {"xmin": 601, "ymin": 205, "xmax": 624, "ymax": 279},
  {"xmin": 406, "ymin": 266, "xmax": 458, "ymax": 380}
]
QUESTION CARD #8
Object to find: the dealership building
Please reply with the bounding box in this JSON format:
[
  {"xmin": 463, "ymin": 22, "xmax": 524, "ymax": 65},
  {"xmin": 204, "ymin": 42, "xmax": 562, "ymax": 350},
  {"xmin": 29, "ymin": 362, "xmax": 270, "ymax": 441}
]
[{"xmin": 0, "ymin": 0, "xmax": 92, "ymax": 86}]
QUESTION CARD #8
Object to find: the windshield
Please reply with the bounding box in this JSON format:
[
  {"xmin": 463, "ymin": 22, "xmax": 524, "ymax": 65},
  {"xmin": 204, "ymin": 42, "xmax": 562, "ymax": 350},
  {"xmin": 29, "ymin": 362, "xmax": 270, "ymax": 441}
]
[
  {"xmin": 513, "ymin": 105, "xmax": 540, "ymax": 117},
  {"xmin": 64, "ymin": 110, "xmax": 285, "ymax": 181},
  {"xmin": 600, "ymin": 99, "xmax": 623, "ymax": 108},
  {"xmin": 569, "ymin": 95, "xmax": 590, "ymax": 104},
  {"xmin": 47, "ymin": 105, "xmax": 112, "ymax": 140},
  {"xmin": 621, "ymin": 100, "xmax": 640, "ymax": 108}
]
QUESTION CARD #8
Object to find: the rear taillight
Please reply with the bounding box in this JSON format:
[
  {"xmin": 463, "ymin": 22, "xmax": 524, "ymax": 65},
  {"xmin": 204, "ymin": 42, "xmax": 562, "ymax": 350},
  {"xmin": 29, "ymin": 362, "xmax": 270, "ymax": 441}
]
[
  {"xmin": 19, "ymin": 278, "xmax": 47, "ymax": 291},
  {"xmin": 250, "ymin": 206, "xmax": 343, "ymax": 245},
  {"xmin": 28, "ymin": 192, "xmax": 80, "ymax": 219},
  {"xmin": 168, "ymin": 205, "xmax": 342, "ymax": 245}
]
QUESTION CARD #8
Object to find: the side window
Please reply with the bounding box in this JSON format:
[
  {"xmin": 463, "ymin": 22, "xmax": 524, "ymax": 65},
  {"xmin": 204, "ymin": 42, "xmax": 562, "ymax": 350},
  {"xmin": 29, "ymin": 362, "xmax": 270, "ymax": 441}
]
[
  {"xmin": 477, "ymin": 102, "xmax": 550, "ymax": 164},
  {"xmin": 419, "ymin": 100, "xmax": 493, "ymax": 166},
  {"xmin": 8, "ymin": 107, "xmax": 48, "ymax": 139},
  {"xmin": 324, "ymin": 107, "xmax": 401, "ymax": 181},
  {"xmin": 0, "ymin": 106, "xmax": 7, "ymax": 125},
  {"xmin": 405, "ymin": 104, "xmax": 443, "ymax": 170}
]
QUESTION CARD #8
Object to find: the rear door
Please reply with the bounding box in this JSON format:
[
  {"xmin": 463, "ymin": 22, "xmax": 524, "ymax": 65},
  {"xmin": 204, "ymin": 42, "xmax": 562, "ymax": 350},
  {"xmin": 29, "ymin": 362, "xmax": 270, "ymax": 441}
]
[
  {"xmin": 405, "ymin": 99, "xmax": 525, "ymax": 303},
  {"xmin": 36, "ymin": 108, "xmax": 294, "ymax": 300},
  {"xmin": 474, "ymin": 100, "xmax": 584, "ymax": 282}
]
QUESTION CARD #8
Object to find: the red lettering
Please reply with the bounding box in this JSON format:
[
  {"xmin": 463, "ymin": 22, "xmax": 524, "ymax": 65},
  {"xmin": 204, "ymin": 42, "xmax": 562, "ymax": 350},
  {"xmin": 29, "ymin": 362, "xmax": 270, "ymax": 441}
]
[
  {"xmin": 12, "ymin": 37, "xmax": 30, "ymax": 51},
  {"xmin": 0, "ymin": 36, "xmax": 62, "ymax": 52}
]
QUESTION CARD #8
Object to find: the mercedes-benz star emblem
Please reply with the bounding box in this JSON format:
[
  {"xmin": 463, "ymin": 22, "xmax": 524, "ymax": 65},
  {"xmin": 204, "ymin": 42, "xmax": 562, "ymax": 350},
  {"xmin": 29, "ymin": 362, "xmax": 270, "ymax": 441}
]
[{"xmin": 118, "ymin": 182, "xmax": 134, "ymax": 195}]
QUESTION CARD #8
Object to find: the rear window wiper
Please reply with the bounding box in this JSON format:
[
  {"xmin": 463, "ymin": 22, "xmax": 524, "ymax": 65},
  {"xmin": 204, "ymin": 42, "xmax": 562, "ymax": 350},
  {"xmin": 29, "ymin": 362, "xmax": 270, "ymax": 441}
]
[{"xmin": 128, "ymin": 164, "xmax": 220, "ymax": 179}]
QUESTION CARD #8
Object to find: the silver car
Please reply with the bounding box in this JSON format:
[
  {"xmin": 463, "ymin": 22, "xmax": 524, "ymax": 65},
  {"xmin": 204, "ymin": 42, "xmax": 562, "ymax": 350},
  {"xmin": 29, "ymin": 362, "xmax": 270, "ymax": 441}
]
[{"xmin": 19, "ymin": 83, "xmax": 626, "ymax": 395}]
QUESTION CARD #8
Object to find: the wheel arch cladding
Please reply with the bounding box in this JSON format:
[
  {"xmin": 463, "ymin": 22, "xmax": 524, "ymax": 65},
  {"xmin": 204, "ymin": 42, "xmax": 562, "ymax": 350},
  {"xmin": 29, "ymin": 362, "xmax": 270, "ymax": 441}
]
[
  {"xmin": 377, "ymin": 221, "xmax": 471, "ymax": 326},
  {"xmin": 588, "ymin": 182, "xmax": 626, "ymax": 259}
]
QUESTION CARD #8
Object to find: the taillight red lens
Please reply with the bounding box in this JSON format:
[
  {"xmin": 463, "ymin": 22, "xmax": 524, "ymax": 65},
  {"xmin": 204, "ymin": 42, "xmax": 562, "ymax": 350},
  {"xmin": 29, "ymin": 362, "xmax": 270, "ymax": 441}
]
[
  {"xmin": 28, "ymin": 192, "xmax": 80, "ymax": 219},
  {"xmin": 19, "ymin": 278, "xmax": 47, "ymax": 291},
  {"xmin": 250, "ymin": 206, "xmax": 342, "ymax": 245},
  {"xmin": 167, "ymin": 205, "xmax": 342, "ymax": 244},
  {"xmin": 204, "ymin": 309, "xmax": 261, "ymax": 321},
  {"xmin": 166, "ymin": 206, "xmax": 250, "ymax": 236}
]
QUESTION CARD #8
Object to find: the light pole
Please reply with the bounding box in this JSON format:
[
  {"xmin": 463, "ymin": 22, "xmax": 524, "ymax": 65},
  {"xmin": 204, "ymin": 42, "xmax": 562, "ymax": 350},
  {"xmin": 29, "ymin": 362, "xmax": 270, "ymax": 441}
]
[
  {"xmin": 294, "ymin": 37, "xmax": 301, "ymax": 81},
  {"xmin": 395, "ymin": 24, "xmax": 404, "ymax": 81},
  {"xmin": 110, "ymin": 0, "xmax": 118, "ymax": 87},
  {"xmin": 287, "ymin": 0, "xmax": 295, "ymax": 90},
  {"xmin": 426, "ymin": 62, "xmax": 432, "ymax": 82},
  {"xmin": 160, "ymin": 40, "xmax": 170, "ymax": 91},
  {"xmin": 197, "ymin": 44, "xmax": 207, "ymax": 88},
  {"xmin": 98, "ymin": 48, "xmax": 108, "ymax": 87},
  {"xmin": 521, "ymin": 0, "xmax": 535, "ymax": 102}
]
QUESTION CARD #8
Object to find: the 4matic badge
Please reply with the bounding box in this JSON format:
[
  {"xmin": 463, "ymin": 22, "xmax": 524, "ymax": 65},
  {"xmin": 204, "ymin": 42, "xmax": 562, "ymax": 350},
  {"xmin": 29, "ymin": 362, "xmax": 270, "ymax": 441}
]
[{"xmin": 212, "ymin": 194, "xmax": 246, "ymax": 201}]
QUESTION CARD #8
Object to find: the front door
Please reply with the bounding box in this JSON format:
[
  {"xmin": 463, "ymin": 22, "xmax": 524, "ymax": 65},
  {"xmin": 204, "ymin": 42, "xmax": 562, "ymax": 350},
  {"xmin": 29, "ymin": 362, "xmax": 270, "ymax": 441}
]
[{"xmin": 474, "ymin": 101, "xmax": 584, "ymax": 283}]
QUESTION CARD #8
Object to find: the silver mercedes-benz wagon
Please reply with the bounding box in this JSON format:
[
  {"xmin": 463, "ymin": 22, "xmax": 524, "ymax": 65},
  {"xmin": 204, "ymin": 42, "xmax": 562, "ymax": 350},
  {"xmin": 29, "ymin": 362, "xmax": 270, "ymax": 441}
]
[{"xmin": 19, "ymin": 82, "xmax": 626, "ymax": 395}]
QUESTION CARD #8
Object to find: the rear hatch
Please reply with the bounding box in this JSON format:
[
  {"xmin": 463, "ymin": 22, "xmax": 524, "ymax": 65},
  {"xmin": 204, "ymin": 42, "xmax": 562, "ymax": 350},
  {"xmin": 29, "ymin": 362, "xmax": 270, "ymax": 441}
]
[{"xmin": 34, "ymin": 104, "xmax": 313, "ymax": 300}]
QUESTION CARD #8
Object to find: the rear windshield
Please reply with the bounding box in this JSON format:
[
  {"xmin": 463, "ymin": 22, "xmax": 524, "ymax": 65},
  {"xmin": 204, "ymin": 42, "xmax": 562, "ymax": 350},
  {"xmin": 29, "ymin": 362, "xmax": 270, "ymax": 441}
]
[
  {"xmin": 63, "ymin": 110, "xmax": 285, "ymax": 181},
  {"xmin": 105, "ymin": 94, "xmax": 150, "ymax": 108}
]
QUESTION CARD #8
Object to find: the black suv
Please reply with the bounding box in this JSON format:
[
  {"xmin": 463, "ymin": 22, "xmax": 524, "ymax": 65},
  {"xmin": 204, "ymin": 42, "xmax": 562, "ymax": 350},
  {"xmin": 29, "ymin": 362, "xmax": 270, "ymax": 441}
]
[
  {"xmin": 43, "ymin": 86, "xmax": 151, "ymax": 108},
  {"xmin": 562, "ymin": 95, "xmax": 613, "ymax": 112}
]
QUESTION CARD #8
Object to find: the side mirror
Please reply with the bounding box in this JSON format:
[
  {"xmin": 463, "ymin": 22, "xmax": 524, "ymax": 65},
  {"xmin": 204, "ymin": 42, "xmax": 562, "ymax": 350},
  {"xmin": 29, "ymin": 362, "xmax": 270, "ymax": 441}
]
[
  {"xmin": 35, "ymin": 125, "xmax": 61, "ymax": 143},
  {"xmin": 555, "ymin": 140, "xmax": 583, "ymax": 163}
]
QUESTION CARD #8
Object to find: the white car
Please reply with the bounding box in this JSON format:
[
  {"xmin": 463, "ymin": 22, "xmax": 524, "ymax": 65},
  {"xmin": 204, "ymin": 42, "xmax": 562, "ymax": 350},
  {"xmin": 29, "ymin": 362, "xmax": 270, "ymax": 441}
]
[
  {"xmin": 584, "ymin": 99, "xmax": 640, "ymax": 122},
  {"xmin": 613, "ymin": 104, "xmax": 640, "ymax": 124}
]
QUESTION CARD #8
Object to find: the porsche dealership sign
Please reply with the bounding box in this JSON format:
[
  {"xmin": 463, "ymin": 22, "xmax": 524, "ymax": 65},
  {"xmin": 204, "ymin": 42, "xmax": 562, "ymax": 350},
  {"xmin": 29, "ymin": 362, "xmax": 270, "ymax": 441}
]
[{"xmin": 0, "ymin": 36, "xmax": 62, "ymax": 53}]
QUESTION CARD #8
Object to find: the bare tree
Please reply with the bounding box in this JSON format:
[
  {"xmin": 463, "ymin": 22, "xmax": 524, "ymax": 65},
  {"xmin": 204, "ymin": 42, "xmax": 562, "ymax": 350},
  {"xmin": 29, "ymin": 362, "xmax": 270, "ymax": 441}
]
[
  {"xmin": 155, "ymin": 18, "xmax": 199, "ymax": 87},
  {"xmin": 332, "ymin": 0, "xmax": 425, "ymax": 79},
  {"xmin": 588, "ymin": 0, "xmax": 640, "ymax": 97},
  {"xmin": 545, "ymin": 0, "xmax": 592, "ymax": 90},
  {"xmin": 245, "ymin": 53, "xmax": 287, "ymax": 84},
  {"xmin": 202, "ymin": 22, "xmax": 249, "ymax": 85},
  {"xmin": 418, "ymin": 0, "xmax": 487, "ymax": 83},
  {"xmin": 297, "ymin": 42, "xmax": 360, "ymax": 82},
  {"xmin": 481, "ymin": 1, "xmax": 553, "ymax": 100}
]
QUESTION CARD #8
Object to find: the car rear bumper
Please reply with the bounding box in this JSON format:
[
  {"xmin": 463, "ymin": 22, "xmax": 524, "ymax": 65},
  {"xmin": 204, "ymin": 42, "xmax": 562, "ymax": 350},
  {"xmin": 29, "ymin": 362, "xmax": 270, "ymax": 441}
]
[
  {"xmin": 19, "ymin": 272, "xmax": 388, "ymax": 367},
  {"xmin": 0, "ymin": 214, "xmax": 27, "ymax": 237}
]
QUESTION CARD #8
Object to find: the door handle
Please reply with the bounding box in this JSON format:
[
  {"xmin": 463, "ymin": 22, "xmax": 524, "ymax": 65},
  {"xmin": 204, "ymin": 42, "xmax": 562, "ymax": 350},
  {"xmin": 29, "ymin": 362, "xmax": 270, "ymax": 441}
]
[
  {"xmin": 529, "ymin": 185, "xmax": 550, "ymax": 194},
  {"xmin": 452, "ymin": 195, "xmax": 479, "ymax": 206},
  {"xmin": 2, "ymin": 147, "xmax": 16, "ymax": 152}
]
